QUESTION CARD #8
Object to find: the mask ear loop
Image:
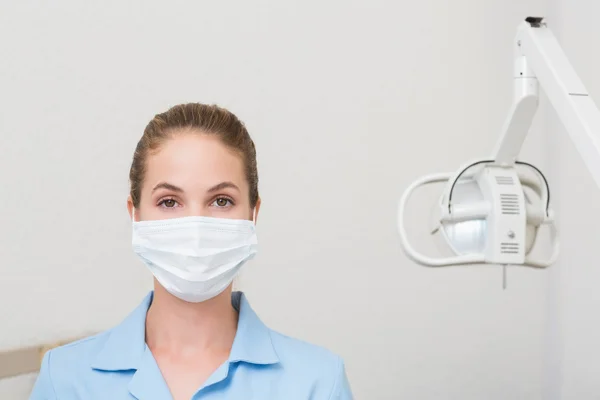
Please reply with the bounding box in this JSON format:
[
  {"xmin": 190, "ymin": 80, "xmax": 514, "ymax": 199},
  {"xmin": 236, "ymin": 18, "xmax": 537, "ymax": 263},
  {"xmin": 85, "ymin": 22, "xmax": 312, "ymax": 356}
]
[{"xmin": 252, "ymin": 208, "xmax": 257, "ymax": 224}]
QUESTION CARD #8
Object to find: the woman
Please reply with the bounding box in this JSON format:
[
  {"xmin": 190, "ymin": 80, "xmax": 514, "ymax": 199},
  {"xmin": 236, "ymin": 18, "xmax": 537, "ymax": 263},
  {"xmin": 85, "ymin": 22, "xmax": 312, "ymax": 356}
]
[{"xmin": 30, "ymin": 104, "xmax": 353, "ymax": 399}]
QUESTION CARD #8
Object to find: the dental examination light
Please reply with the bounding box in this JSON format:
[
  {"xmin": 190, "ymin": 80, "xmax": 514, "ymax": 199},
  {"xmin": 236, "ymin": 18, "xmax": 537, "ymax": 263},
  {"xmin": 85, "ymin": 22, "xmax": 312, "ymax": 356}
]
[{"xmin": 398, "ymin": 17, "xmax": 600, "ymax": 280}]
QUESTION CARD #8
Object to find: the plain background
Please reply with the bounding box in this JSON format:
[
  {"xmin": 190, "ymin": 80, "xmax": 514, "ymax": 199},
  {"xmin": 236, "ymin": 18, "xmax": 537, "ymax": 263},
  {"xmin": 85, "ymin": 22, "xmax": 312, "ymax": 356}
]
[{"xmin": 0, "ymin": 1, "xmax": 598, "ymax": 399}]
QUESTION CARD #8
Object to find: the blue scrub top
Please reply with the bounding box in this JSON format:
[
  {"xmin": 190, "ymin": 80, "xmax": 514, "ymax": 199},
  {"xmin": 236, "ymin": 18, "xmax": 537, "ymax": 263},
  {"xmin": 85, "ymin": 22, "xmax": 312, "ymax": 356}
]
[{"xmin": 29, "ymin": 291, "xmax": 353, "ymax": 399}]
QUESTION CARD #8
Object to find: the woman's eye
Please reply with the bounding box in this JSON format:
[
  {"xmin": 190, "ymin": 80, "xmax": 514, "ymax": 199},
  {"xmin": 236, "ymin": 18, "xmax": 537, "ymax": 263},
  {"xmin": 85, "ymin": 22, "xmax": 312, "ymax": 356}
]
[
  {"xmin": 159, "ymin": 199, "xmax": 179, "ymax": 208},
  {"xmin": 213, "ymin": 197, "xmax": 233, "ymax": 208}
]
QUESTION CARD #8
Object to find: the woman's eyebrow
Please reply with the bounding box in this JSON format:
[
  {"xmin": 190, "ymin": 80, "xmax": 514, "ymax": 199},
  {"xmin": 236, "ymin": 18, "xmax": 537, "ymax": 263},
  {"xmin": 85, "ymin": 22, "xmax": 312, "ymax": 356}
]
[
  {"xmin": 152, "ymin": 182, "xmax": 184, "ymax": 193},
  {"xmin": 207, "ymin": 181, "xmax": 240, "ymax": 193}
]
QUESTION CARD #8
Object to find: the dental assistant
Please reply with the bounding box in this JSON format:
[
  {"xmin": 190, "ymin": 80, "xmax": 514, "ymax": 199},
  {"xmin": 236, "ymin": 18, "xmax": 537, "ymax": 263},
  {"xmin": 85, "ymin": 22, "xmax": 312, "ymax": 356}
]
[{"xmin": 30, "ymin": 103, "xmax": 353, "ymax": 400}]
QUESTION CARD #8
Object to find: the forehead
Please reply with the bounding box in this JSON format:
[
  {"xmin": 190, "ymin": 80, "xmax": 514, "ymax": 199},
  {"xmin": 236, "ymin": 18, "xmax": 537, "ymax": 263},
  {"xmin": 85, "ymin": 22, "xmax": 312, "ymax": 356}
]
[{"xmin": 144, "ymin": 133, "xmax": 246, "ymax": 190}]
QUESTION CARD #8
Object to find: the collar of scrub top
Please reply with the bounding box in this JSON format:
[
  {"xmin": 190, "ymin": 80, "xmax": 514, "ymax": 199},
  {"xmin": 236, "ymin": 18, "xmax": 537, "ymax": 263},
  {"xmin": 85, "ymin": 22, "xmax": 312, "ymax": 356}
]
[{"xmin": 90, "ymin": 291, "xmax": 280, "ymax": 398}]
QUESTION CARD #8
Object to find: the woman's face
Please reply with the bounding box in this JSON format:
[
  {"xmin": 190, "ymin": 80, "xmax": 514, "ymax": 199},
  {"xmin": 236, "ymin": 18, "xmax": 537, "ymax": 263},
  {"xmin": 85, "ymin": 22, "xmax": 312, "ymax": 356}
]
[{"xmin": 129, "ymin": 132, "xmax": 257, "ymax": 222}]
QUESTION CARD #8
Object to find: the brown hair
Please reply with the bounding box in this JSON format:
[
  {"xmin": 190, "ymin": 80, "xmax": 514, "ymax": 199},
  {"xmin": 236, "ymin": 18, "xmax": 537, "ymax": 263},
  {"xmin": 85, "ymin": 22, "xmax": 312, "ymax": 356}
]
[{"xmin": 129, "ymin": 103, "xmax": 259, "ymax": 208}]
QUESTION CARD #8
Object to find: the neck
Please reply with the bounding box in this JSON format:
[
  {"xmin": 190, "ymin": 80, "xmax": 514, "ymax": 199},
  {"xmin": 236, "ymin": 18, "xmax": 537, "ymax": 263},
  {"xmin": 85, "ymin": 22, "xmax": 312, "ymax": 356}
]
[{"xmin": 145, "ymin": 282, "xmax": 238, "ymax": 354}]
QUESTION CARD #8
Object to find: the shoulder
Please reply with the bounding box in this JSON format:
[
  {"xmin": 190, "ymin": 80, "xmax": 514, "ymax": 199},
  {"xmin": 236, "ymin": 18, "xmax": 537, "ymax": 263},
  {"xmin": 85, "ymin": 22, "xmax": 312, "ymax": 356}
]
[
  {"xmin": 268, "ymin": 330, "xmax": 353, "ymax": 399},
  {"xmin": 269, "ymin": 329, "xmax": 341, "ymax": 367},
  {"xmin": 46, "ymin": 330, "xmax": 109, "ymax": 369},
  {"xmin": 29, "ymin": 331, "xmax": 110, "ymax": 399},
  {"xmin": 235, "ymin": 292, "xmax": 353, "ymax": 398}
]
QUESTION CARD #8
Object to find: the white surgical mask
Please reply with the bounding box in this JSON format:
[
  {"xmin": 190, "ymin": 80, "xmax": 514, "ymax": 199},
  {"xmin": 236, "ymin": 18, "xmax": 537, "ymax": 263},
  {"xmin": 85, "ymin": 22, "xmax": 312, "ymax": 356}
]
[{"xmin": 131, "ymin": 212, "xmax": 258, "ymax": 303}]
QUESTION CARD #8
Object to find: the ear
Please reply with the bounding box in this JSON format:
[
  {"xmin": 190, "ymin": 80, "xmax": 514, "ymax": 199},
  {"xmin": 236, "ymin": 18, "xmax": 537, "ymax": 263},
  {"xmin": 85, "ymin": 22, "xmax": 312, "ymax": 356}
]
[
  {"xmin": 127, "ymin": 195, "xmax": 135, "ymax": 221},
  {"xmin": 253, "ymin": 197, "xmax": 262, "ymax": 224}
]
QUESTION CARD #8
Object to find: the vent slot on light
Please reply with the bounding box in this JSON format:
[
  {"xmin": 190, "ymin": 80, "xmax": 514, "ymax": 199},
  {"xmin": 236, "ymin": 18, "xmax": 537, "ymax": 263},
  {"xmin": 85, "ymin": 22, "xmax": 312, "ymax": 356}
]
[
  {"xmin": 500, "ymin": 242, "xmax": 520, "ymax": 254},
  {"xmin": 500, "ymin": 193, "xmax": 520, "ymax": 215},
  {"xmin": 495, "ymin": 175, "xmax": 515, "ymax": 185}
]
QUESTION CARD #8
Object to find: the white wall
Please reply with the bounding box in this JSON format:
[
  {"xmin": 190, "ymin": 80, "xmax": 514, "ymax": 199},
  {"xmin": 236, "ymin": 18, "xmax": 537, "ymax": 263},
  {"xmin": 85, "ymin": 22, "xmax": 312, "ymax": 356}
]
[
  {"xmin": 542, "ymin": 0, "xmax": 600, "ymax": 399},
  {"xmin": 0, "ymin": 1, "xmax": 549, "ymax": 399}
]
